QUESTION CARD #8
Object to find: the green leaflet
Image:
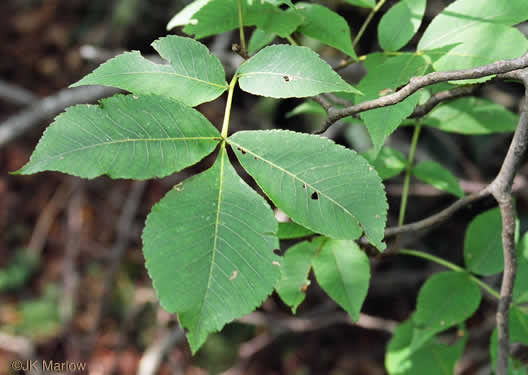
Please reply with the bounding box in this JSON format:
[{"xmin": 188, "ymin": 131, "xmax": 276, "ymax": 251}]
[
  {"xmin": 295, "ymin": 3, "xmax": 357, "ymax": 59},
  {"xmin": 411, "ymin": 271, "xmax": 481, "ymax": 350},
  {"xmin": 424, "ymin": 97, "xmax": 519, "ymax": 134},
  {"xmin": 248, "ymin": 28, "xmax": 276, "ymax": 55},
  {"xmin": 412, "ymin": 161, "xmax": 464, "ymax": 198},
  {"xmin": 277, "ymin": 222, "xmax": 315, "ymax": 240},
  {"xmin": 386, "ymin": 319, "xmax": 465, "ymax": 375},
  {"xmin": 361, "ymin": 146, "xmax": 407, "ymax": 180},
  {"xmin": 312, "ymin": 239, "xmax": 370, "ymax": 321},
  {"xmin": 276, "ymin": 239, "xmax": 321, "ymax": 313},
  {"xmin": 167, "ymin": 0, "xmax": 212, "ymax": 30},
  {"xmin": 72, "ymin": 36, "xmax": 228, "ymax": 107},
  {"xmin": 229, "ymin": 130, "xmax": 387, "ymax": 250},
  {"xmin": 464, "ymin": 207, "xmax": 519, "ymax": 276},
  {"xmin": 418, "ymin": 0, "xmax": 528, "ymax": 74},
  {"xmin": 181, "ymin": 0, "xmax": 303, "ymax": 38},
  {"xmin": 142, "ymin": 145, "xmax": 280, "ymax": 353},
  {"xmin": 237, "ymin": 45, "xmax": 362, "ymax": 98},
  {"xmin": 378, "ymin": 0, "xmax": 426, "ymax": 52},
  {"xmin": 357, "ymin": 53, "xmax": 430, "ymax": 151},
  {"xmin": 15, "ymin": 95, "xmax": 220, "ymax": 179}
]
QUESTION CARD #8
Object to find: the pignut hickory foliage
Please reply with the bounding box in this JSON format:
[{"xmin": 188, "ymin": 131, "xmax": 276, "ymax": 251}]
[
  {"xmin": 15, "ymin": 32, "xmax": 386, "ymax": 351},
  {"xmin": 15, "ymin": 0, "xmax": 528, "ymax": 369}
]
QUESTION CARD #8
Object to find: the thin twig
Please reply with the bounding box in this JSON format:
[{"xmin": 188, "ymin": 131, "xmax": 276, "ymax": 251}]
[
  {"xmin": 317, "ymin": 52, "xmax": 528, "ymax": 134},
  {"xmin": 382, "ymin": 189, "xmax": 490, "ymax": 239},
  {"xmin": 488, "ymin": 69, "xmax": 528, "ymax": 375},
  {"xmin": 410, "ymin": 85, "xmax": 479, "ymax": 118},
  {"xmin": 0, "ymin": 80, "xmax": 37, "ymax": 105}
]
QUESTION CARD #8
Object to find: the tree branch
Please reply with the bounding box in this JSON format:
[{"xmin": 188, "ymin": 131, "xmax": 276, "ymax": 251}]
[
  {"xmin": 487, "ymin": 68, "xmax": 528, "ymax": 375},
  {"xmin": 317, "ymin": 52, "xmax": 528, "ymax": 134},
  {"xmin": 410, "ymin": 85, "xmax": 479, "ymax": 118}
]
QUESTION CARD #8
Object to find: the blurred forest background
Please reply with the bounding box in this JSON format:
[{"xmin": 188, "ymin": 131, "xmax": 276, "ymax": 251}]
[{"xmin": 1, "ymin": 0, "xmax": 527, "ymax": 374}]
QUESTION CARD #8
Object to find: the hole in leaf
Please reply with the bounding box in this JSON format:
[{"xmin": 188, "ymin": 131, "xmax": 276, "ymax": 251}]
[
  {"xmin": 237, "ymin": 147, "xmax": 247, "ymax": 155},
  {"xmin": 273, "ymin": 249, "xmax": 280, "ymax": 254},
  {"xmin": 283, "ymin": 75, "xmax": 291, "ymax": 82},
  {"xmin": 311, "ymin": 192, "xmax": 319, "ymax": 200},
  {"xmin": 302, "ymin": 183, "xmax": 306, "ymax": 189},
  {"xmin": 253, "ymin": 156, "xmax": 258, "ymax": 160}
]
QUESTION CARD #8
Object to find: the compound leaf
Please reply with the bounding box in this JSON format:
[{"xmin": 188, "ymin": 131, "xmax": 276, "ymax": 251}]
[
  {"xmin": 312, "ymin": 239, "xmax": 370, "ymax": 321},
  {"xmin": 229, "ymin": 130, "xmax": 387, "ymax": 250},
  {"xmin": 237, "ymin": 45, "xmax": 361, "ymax": 98},
  {"xmin": 142, "ymin": 145, "xmax": 280, "ymax": 353},
  {"xmin": 378, "ymin": 0, "xmax": 426, "ymax": 52},
  {"xmin": 276, "ymin": 239, "xmax": 321, "ymax": 312},
  {"xmin": 15, "ymin": 95, "xmax": 220, "ymax": 179},
  {"xmin": 412, "ymin": 161, "xmax": 464, "ymax": 198},
  {"xmin": 424, "ymin": 97, "xmax": 519, "ymax": 134},
  {"xmin": 418, "ymin": 0, "xmax": 528, "ymax": 74},
  {"xmin": 72, "ymin": 36, "xmax": 228, "ymax": 107},
  {"xmin": 295, "ymin": 3, "xmax": 357, "ymax": 59}
]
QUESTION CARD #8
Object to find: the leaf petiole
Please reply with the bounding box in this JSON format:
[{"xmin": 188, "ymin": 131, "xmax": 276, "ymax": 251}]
[{"xmin": 221, "ymin": 74, "xmax": 239, "ymax": 138}]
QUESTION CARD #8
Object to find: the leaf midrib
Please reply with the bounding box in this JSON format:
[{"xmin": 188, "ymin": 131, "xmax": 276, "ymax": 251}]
[
  {"xmin": 32, "ymin": 136, "xmax": 221, "ymax": 165},
  {"xmin": 85, "ymin": 71, "xmax": 228, "ymax": 89}
]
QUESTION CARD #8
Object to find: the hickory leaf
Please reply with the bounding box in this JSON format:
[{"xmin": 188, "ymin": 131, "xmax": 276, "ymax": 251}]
[
  {"xmin": 229, "ymin": 130, "xmax": 387, "ymax": 250},
  {"xmin": 412, "ymin": 161, "xmax": 464, "ymax": 198},
  {"xmin": 142, "ymin": 145, "xmax": 280, "ymax": 353},
  {"xmin": 276, "ymin": 239, "xmax": 321, "ymax": 312},
  {"xmin": 15, "ymin": 95, "xmax": 220, "ymax": 179},
  {"xmin": 411, "ymin": 271, "xmax": 481, "ymax": 350},
  {"xmin": 312, "ymin": 239, "xmax": 370, "ymax": 321},
  {"xmin": 424, "ymin": 97, "xmax": 519, "ymax": 134},
  {"xmin": 464, "ymin": 207, "xmax": 520, "ymax": 276},
  {"xmin": 378, "ymin": 0, "xmax": 426, "ymax": 52},
  {"xmin": 72, "ymin": 36, "xmax": 228, "ymax": 107},
  {"xmin": 181, "ymin": 0, "xmax": 302, "ymax": 38},
  {"xmin": 295, "ymin": 3, "xmax": 357, "ymax": 59},
  {"xmin": 237, "ymin": 45, "xmax": 362, "ymax": 98},
  {"xmin": 277, "ymin": 222, "xmax": 315, "ymax": 240},
  {"xmin": 418, "ymin": 0, "xmax": 528, "ymax": 74},
  {"xmin": 386, "ymin": 319, "xmax": 465, "ymax": 375},
  {"xmin": 357, "ymin": 53, "xmax": 430, "ymax": 151}
]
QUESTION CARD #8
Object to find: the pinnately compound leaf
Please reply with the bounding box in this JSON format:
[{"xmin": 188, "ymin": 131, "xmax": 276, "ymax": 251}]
[
  {"xmin": 229, "ymin": 130, "xmax": 387, "ymax": 250},
  {"xmin": 72, "ymin": 36, "xmax": 228, "ymax": 107},
  {"xmin": 15, "ymin": 95, "xmax": 221, "ymax": 179},
  {"xmin": 237, "ymin": 45, "xmax": 362, "ymax": 98},
  {"xmin": 142, "ymin": 145, "xmax": 280, "ymax": 353}
]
